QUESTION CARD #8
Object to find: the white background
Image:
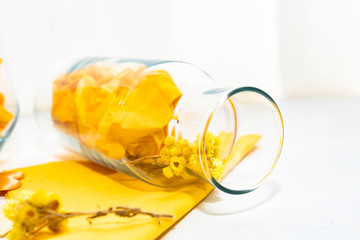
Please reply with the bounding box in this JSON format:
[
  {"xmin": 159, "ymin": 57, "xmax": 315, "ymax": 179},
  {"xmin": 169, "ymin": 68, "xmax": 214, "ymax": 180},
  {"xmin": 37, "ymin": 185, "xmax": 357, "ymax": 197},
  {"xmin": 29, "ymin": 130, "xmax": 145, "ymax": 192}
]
[
  {"xmin": 1, "ymin": 0, "xmax": 360, "ymax": 115},
  {"xmin": 1, "ymin": 1, "xmax": 360, "ymax": 239}
]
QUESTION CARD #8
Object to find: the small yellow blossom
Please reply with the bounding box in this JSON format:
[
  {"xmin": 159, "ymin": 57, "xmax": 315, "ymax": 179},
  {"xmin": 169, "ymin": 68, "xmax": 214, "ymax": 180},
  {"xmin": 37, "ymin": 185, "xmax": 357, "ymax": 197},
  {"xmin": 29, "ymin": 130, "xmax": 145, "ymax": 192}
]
[
  {"xmin": 176, "ymin": 139, "xmax": 188, "ymax": 148},
  {"xmin": 3, "ymin": 189, "xmax": 67, "ymax": 240},
  {"xmin": 28, "ymin": 189, "xmax": 49, "ymax": 208},
  {"xmin": 19, "ymin": 204, "xmax": 40, "ymax": 228},
  {"xmin": 2, "ymin": 199, "xmax": 19, "ymax": 221},
  {"xmin": 164, "ymin": 136, "xmax": 175, "ymax": 146},
  {"xmin": 17, "ymin": 190, "xmax": 32, "ymax": 199},
  {"xmin": 170, "ymin": 156, "xmax": 185, "ymax": 176},
  {"xmin": 170, "ymin": 146, "xmax": 182, "ymax": 157},
  {"xmin": 4, "ymin": 190, "xmax": 173, "ymax": 240},
  {"xmin": 6, "ymin": 224, "xmax": 28, "ymax": 240},
  {"xmin": 188, "ymin": 154, "xmax": 198, "ymax": 168},
  {"xmin": 210, "ymin": 158, "xmax": 225, "ymax": 180},
  {"xmin": 182, "ymin": 145, "xmax": 193, "ymax": 158},
  {"xmin": 160, "ymin": 147, "xmax": 171, "ymax": 163},
  {"xmin": 162, "ymin": 166, "xmax": 174, "ymax": 178},
  {"xmin": 160, "ymin": 133, "xmax": 224, "ymax": 180},
  {"xmin": 47, "ymin": 192, "xmax": 62, "ymax": 210},
  {"xmin": 48, "ymin": 216, "xmax": 68, "ymax": 232}
]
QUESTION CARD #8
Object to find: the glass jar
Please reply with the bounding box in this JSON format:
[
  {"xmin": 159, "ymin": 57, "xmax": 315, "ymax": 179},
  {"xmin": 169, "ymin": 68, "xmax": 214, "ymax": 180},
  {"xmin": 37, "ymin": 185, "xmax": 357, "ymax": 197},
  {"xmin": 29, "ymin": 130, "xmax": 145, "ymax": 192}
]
[
  {"xmin": 35, "ymin": 57, "xmax": 284, "ymax": 194},
  {"xmin": 0, "ymin": 57, "xmax": 19, "ymax": 151}
]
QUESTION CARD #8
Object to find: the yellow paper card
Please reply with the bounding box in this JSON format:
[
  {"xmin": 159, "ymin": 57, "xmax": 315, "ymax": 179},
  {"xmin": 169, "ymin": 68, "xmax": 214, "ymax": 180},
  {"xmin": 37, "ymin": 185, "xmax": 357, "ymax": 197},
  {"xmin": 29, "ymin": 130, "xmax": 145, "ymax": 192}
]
[{"xmin": 5, "ymin": 160, "xmax": 213, "ymax": 240}]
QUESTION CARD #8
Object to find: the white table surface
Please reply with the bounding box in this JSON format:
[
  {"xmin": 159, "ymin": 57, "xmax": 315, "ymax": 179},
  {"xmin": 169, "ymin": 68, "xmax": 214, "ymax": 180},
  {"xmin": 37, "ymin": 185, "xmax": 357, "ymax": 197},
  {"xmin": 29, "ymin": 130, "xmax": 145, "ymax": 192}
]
[{"xmin": 1, "ymin": 97, "xmax": 360, "ymax": 239}]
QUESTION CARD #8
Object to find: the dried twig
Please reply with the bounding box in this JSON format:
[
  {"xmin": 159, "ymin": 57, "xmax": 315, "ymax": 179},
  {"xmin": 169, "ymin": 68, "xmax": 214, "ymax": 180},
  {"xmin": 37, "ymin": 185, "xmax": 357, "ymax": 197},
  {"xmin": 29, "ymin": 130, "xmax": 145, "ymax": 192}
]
[
  {"xmin": 28, "ymin": 206, "xmax": 173, "ymax": 235},
  {"xmin": 42, "ymin": 207, "xmax": 173, "ymax": 223}
]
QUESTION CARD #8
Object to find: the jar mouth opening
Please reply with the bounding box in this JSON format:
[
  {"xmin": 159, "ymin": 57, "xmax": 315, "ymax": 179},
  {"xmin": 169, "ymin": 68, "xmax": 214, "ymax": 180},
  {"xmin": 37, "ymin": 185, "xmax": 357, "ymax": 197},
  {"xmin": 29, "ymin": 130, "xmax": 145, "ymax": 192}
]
[{"xmin": 200, "ymin": 86, "xmax": 284, "ymax": 195}]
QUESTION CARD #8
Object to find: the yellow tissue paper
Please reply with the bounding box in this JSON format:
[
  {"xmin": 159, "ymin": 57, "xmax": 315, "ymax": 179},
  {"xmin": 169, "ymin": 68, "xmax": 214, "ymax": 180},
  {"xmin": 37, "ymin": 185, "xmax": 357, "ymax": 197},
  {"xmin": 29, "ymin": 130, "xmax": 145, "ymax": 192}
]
[
  {"xmin": 0, "ymin": 58, "xmax": 13, "ymax": 133},
  {"xmin": 51, "ymin": 64, "xmax": 182, "ymax": 160},
  {"xmin": 0, "ymin": 92, "xmax": 13, "ymax": 132}
]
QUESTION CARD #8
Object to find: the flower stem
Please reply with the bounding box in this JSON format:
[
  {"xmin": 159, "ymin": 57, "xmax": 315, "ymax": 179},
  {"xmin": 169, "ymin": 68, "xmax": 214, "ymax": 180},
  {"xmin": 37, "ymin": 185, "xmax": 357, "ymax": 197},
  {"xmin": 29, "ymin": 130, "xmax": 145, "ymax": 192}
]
[{"xmin": 43, "ymin": 206, "xmax": 173, "ymax": 224}]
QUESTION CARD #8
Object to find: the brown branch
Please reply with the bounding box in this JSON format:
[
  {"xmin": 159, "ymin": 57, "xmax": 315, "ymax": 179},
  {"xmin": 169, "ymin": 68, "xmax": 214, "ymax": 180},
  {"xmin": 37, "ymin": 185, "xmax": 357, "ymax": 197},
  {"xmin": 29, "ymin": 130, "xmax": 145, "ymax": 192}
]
[{"xmin": 41, "ymin": 206, "xmax": 173, "ymax": 225}]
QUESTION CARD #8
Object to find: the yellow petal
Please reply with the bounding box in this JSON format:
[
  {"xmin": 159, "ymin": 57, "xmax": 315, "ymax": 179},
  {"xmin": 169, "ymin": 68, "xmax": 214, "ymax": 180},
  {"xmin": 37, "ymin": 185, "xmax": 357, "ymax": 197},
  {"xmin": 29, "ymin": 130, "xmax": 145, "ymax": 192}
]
[
  {"xmin": 0, "ymin": 92, "xmax": 13, "ymax": 132},
  {"xmin": 0, "ymin": 92, "xmax": 5, "ymax": 106},
  {"xmin": 115, "ymin": 78, "xmax": 175, "ymax": 130},
  {"xmin": 75, "ymin": 76, "xmax": 117, "ymax": 146},
  {"xmin": 96, "ymin": 139, "xmax": 126, "ymax": 159},
  {"xmin": 52, "ymin": 63, "xmax": 182, "ymax": 159},
  {"xmin": 51, "ymin": 88, "xmax": 76, "ymax": 124},
  {"xmin": 144, "ymin": 70, "xmax": 182, "ymax": 109}
]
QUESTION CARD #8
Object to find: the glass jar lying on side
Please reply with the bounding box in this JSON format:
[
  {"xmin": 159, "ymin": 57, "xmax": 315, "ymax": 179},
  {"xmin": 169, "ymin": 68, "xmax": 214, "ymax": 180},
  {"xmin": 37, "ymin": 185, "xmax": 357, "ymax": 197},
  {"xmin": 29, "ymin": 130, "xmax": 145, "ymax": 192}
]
[
  {"xmin": 0, "ymin": 58, "xmax": 19, "ymax": 151},
  {"xmin": 35, "ymin": 58, "xmax": 284, "ymax": 195}
]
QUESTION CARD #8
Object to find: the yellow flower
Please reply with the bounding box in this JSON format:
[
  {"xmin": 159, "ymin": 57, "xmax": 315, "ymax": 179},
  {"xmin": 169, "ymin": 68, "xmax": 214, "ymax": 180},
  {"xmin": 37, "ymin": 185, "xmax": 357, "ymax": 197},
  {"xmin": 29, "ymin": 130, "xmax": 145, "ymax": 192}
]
[
  {"xmin": 7, "ymin": 224, "xmax": 28, "ymax": 240},
  {"xmin": 3, "ymin": 199, "xmax": 19, "ymax": 221},
  {"xmin": 210, "ymin": 158, "xmax": 225, "ymax": 180},
  {"xmin": 28, "ymin": 189, "xmax": 48, "ymax": 208},
  {"xmin": 3, "ymin": 189, "xmax": 68, "ymax": 240},
  {"xmin": 182, "ymin": 145, "xmax": 193, "ymax": 158},
  {"xmin": 19, "ymin": 204, "xmax": 40, "ymax": 228},
  {"xmin": 176, "ymin": 139, "xmax": 188, "ymax": 148},
  {"xmin": 160, "ymin": 147, "xmax": 171, "ymax": 163},
  {"xmin": 206, "ymin": 133, "xmax": 215, "ymax": 145},
  {"xmin": 170, "ymin": 156, "xmax": 185, "ymax": 176},
  {"xmin": 46, "ymin": 192, "xmax": 62, "ymax": 211},
  {"xmin": 162, "ymin": 166, "xmax": 174, "ymax": 178},
  {"xmin": 160, "ymin": 133, "xmax": 223, "ymax": 180},
  {"xmin": 16, "ymin": 190, "xmax": 32, "ymax": 200},
  {"xmin": 170, "ymin": 146, "xmax": 182, "ymax": 157},
  {"xmin": 48, "ymin": 217, "xmax": 68, "ymax": 232},
  {"xmin": 188, "ymin": 154, "xmax": 200, "ymax": 171},
  {"xmin": 164, "ymin": 136, "xmax": 175, "ymax": 146}
]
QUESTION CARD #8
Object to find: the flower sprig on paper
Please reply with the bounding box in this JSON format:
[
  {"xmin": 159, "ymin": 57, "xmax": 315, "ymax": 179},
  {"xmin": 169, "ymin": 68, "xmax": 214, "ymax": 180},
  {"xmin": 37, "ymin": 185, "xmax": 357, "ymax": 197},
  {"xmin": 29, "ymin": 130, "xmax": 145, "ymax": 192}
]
[{"xmin": 3, "ymin": 190, "xmax": 173, "ymax": 240}]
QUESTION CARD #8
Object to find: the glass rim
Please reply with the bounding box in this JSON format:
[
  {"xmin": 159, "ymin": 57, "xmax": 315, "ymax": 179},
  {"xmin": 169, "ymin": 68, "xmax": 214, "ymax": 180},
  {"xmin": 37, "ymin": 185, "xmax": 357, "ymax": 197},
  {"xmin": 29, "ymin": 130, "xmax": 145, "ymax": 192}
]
[{"xmin": 200, "ymin": 86, "xmax": 284, "ymax": 194}]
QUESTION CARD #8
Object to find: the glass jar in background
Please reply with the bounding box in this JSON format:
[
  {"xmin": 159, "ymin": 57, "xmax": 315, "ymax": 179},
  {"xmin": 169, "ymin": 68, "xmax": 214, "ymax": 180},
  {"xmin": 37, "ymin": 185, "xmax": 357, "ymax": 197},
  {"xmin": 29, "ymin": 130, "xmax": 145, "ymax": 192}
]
[
  {"xmin": 35, "ymin": 58, "xmax": 284, "ymax": 194},
  {"xmin": 0, "ymin": 57, "xmax": 19, "ymax": 151}
]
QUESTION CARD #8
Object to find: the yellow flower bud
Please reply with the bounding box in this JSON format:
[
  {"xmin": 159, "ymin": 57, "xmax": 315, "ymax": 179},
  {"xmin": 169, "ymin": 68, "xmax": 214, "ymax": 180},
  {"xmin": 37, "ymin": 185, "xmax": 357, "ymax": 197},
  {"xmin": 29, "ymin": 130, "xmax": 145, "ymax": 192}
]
[
  {"xmin": 210, "ymin": 158, "xmax": 225, "ymax": 180},
  {"xmin": 3, "ymin": 199, "xmax": 19, "ymax": 221},
  {"xmin": 164, "ymin": 136, "xmax": 175, "ymax": 146},
  {"xmin": 176, "ymin": 139, "xmax": 189, "ymax": 148},
  {"xmin": 21, "ymin": 204, "xmax": 40, "ymax": 227},
  {"xmin": 7, "ymin": 225, "xmax": 28, "ymax": 240},
  {"xmin": 29, "ymin": 189, "xmax": 48, "ymax": 208},
  {"xmin": 170, "ymin": 156, "xmax": 185, "ymax": 176},
  {"xmin": 160, "ymin": 147, "xmax": 170, "ymax": 162},
  {"xmin": 182, "ymin": 146, "xmax": 193, "ymax": 158},
  {"xmin": 162, "ymin": 166, "xmax": 174, "ymax": 178},
  {"xmin": 48, "ymin": 217, "xmax": 68, "ymax": 232},
  {"xmin": 170, "ymin": 147, "xmax": 182, "ymax": 156},
  {"xmin": 207, "ymin": 133, "xmax": 215, "ymax": 143},
  {"xmin": 47, "ymin": 193, "xmax": 62, "ymax": 210}
]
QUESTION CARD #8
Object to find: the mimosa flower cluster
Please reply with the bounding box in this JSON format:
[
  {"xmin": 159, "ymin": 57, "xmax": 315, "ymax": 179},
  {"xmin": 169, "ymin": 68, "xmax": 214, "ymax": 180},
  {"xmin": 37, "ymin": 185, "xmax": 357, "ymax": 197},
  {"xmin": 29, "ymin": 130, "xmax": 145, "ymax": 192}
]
[
  {"xmin": 3, "ymin": 190, "xmax": 66, "ymax": 240},
  {"xmin": 3, "ymin": 190, "xmax": 173, "ymax": 240},
  {"xmin": 161, "ymin": 132, "xmax": 225, "ymax": 180}
]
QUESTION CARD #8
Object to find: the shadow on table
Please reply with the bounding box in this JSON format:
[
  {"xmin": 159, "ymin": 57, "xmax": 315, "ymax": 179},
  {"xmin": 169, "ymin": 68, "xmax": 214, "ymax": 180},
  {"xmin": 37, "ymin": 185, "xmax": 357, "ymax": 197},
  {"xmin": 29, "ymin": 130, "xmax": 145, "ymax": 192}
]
[
  {"xmin": 54, "ymin": 153, "xmax": 211, "ymax": 195},
  {"xmin": 54, "ymin": 153, "xmax": 161, "ymax": 191},
  {"xmin": 197, "ymin": 182, "xmax": 278, "ymax": 215}
]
